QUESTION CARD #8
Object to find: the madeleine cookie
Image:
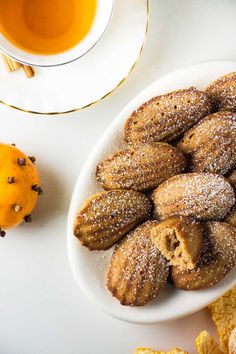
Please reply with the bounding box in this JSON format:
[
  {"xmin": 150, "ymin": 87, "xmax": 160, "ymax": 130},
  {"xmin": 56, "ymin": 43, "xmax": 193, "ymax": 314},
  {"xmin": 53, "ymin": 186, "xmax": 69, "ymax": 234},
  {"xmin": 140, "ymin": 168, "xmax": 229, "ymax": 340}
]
[
  {"xmin": 96, "ymin": 143, "xmax": 186, "ymax": 192},
  {"xmin": 152, "ymin": 173, "xmax": 235, "ymax": 221},
  {"xmin": 124, "ymin": 88, "xmax": 212, "ymax": 145},
  {"xmin": 73, "ymin": 190, "xmax": 151, "ymax": 250},
  {"xmin": 206, "ymin": 72, "xmax": 236, "ymax": 112},
  {"xmin": 107, "ymin": 221, "xmax": 169, "ymax": 306},
  {"xmin": 178, "ymin": 111, "xmax": 236, "ymax": 174},
  {"xmin": 171, "ymin": 222, "xmax": 236, "ymax": 290},
  {"xmin": 151, "ymin": 216, "xmax": 202, "ymax": 270}
]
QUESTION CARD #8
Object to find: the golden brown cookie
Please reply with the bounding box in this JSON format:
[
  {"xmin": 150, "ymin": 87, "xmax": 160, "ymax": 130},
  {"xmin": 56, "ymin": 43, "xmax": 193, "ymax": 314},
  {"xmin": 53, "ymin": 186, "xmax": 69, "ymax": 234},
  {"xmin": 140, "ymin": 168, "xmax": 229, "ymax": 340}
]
[
  {"xmin": 124, "ymin": 88, "xmax": 212, "ymax": 145},
  {"xmin": 171, "ymin": 222, "xmax": 236, "ymax": 290},
  {"xmin": 73, "ymin": 190, "xmax": 151, "ymax": 250},
  {"xmin": 177, "ymin": 111, "xmax": 236, "ymax": 174},
  {"xmin": 151, "ymin": 216, "xmax": 203, "ymax": 270},
  {"xmin": 206, "ymin": 72, "xmax": 236, "ymax": 112},
  {"xmin": 107, "ymin": 221, "xmax": 169, "ymax": 306},
  {"xmin": 152, "ymin": 173, "xmax": 235, "ymax": 221},
  {"xmin": 96, "ymin": 142, "xmax": 186, "ymax": 192}
]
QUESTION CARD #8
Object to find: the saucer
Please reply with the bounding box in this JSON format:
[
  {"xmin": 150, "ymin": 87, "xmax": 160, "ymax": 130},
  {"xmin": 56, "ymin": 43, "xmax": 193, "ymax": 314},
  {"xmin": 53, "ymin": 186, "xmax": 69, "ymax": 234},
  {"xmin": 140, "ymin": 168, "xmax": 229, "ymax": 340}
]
[{"xmin": 0, "ymin": 0, "xmax": 149, "ymax": 115}]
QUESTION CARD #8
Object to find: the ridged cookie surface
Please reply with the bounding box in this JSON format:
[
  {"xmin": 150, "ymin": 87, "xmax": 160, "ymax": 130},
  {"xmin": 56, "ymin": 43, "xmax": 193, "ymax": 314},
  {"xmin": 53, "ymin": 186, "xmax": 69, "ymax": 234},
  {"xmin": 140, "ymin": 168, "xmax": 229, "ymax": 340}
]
[
  {"xmin": 152, "ymin": 173, "xmax": 235, "ymax": 221},
  {"xmin": 178, "ymin": 111, "xmax": 236, "ymax": 174},
  {"xmin": 73, "ymin": 190, "xmax": 151, "ymax": 250},
  {"xmin": 96, "ymin": 143, "xmax": 186, "ymax": 191},
  {"xmin": 206, "ymin": 72, "xmax": 236, "ymax": 112},
  {"xmin": 171, "ymin": 222, "xmax": 236, "ymax": 290},
  {"xmin": 124, "ymin": 88, "xmax": 212, "ymax": 144},
  {"xmin": 107, "ymin": 221, "xmax": 169, "ymax": 306}
]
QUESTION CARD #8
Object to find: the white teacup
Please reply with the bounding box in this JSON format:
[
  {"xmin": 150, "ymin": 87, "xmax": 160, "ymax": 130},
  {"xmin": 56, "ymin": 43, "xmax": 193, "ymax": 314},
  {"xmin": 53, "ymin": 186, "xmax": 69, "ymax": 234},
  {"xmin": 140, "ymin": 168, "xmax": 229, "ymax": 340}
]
[{"xmin": 0, "ymin": 0, "xmax": 114, "ymax": 67}]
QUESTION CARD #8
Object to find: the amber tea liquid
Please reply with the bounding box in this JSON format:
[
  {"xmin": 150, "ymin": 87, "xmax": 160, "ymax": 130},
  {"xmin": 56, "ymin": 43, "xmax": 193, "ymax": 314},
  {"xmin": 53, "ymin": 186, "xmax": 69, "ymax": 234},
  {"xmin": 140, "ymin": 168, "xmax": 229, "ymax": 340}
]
[{"xmin": 0, "ymin": 0, "xmax": 97, "ymax": 54}]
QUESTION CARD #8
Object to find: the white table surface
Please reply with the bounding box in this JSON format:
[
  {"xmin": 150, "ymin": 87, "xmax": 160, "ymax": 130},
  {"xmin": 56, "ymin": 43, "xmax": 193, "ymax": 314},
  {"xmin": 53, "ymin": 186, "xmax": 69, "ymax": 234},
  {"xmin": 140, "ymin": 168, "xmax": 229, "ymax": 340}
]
[{"xmin": 0, "ymin": 1, "xmax": 235, "ymax": 353}]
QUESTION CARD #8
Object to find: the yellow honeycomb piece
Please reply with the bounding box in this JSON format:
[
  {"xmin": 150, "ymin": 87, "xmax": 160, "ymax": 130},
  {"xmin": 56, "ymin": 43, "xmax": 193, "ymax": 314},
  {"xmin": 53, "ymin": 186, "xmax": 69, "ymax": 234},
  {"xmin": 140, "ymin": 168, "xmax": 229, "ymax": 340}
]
[
  {"xmin": 135, "ymin": 348, "xmax": 188, "ymax": 354},
  {"xmin": 135, "ymin": 349, "xmax": 162, "ymax": 354},
  {"xmin": 208, "ymin": 286, "xmax": 236, "ymax": 352},
  {"xmin": 167, "ymin": 349, "xmax": 188, "ymax": 354},
  {"xmin": 195, "ymin": 330, "xmax": 224, "ymax": 354}
]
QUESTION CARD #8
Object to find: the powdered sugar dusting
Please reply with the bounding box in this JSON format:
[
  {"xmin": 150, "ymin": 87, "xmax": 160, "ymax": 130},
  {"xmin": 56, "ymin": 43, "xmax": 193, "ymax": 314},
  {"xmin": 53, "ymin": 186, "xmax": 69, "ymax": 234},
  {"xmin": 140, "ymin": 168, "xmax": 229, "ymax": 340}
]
[
  {"xmin": 74, "ymin": 72, "xmax": 236, "ymax": 305},
  {"xmin": 107, "ymin": 221, "xmax": 169, "ymax": 306},
  {"xmin": 74, "ymin": 190, "xmax": 151, "ymax": 250},
  {"xmin": 178, "ymin": 111, "xmax": 236, "ymax": 174},
  {"xmin": 125, "ymin": 88, "xmax": 212, "ymax": 144},
  {"xmin": 96, "ymin": 142, "xmax": 186, "ymax": 191},
  {"xmin": 206, "ymin": 72, "xmax": 236, "ymax": 112},
  {"xmin": 153, "ymin": 173, "xmax": 235, "ymax": 220}
]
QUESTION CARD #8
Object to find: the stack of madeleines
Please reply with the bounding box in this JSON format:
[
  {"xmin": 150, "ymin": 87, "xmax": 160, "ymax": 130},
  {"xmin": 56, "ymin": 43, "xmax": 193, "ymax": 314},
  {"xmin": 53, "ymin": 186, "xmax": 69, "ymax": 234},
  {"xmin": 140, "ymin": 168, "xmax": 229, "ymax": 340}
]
[{"xmin": 74, "ymin": 72, "xmax": 236, "ymax": 307}]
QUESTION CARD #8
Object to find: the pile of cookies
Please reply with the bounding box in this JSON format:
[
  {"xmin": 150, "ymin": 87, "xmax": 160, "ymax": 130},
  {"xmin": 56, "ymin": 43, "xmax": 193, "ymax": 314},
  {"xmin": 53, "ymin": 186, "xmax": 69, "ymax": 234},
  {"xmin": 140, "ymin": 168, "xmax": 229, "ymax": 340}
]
[{"xmin": 73, "ymin": 72, "xmax": 236, "ymax": 307}]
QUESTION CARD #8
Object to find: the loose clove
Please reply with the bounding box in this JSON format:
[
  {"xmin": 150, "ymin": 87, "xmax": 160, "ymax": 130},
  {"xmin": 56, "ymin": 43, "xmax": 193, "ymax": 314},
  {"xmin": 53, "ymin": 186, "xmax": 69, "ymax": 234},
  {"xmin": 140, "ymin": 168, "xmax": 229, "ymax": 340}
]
[{"xmin": 0, "ymin": 229, "xmax": 6, "ymax": 237}]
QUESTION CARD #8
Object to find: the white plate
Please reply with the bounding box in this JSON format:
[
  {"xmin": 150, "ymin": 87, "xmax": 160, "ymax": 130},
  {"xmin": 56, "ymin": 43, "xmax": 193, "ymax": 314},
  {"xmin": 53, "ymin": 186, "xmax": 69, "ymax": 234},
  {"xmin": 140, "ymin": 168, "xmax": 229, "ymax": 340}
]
[
  {"xmin": 0, "ymin": 0, "xmax": 149, "ymax": 115},
  {"xmin": 67, "ymin": 61, "xmax": 236, "ymax": 324}
]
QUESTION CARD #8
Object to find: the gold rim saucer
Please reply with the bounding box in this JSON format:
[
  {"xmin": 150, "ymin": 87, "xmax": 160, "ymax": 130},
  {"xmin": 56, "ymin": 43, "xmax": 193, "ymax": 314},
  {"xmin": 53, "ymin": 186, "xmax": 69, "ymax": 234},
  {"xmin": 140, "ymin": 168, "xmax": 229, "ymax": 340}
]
[{"xmin": 0, "ymin": 0, "xmax": 150, "ymax": 116}]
